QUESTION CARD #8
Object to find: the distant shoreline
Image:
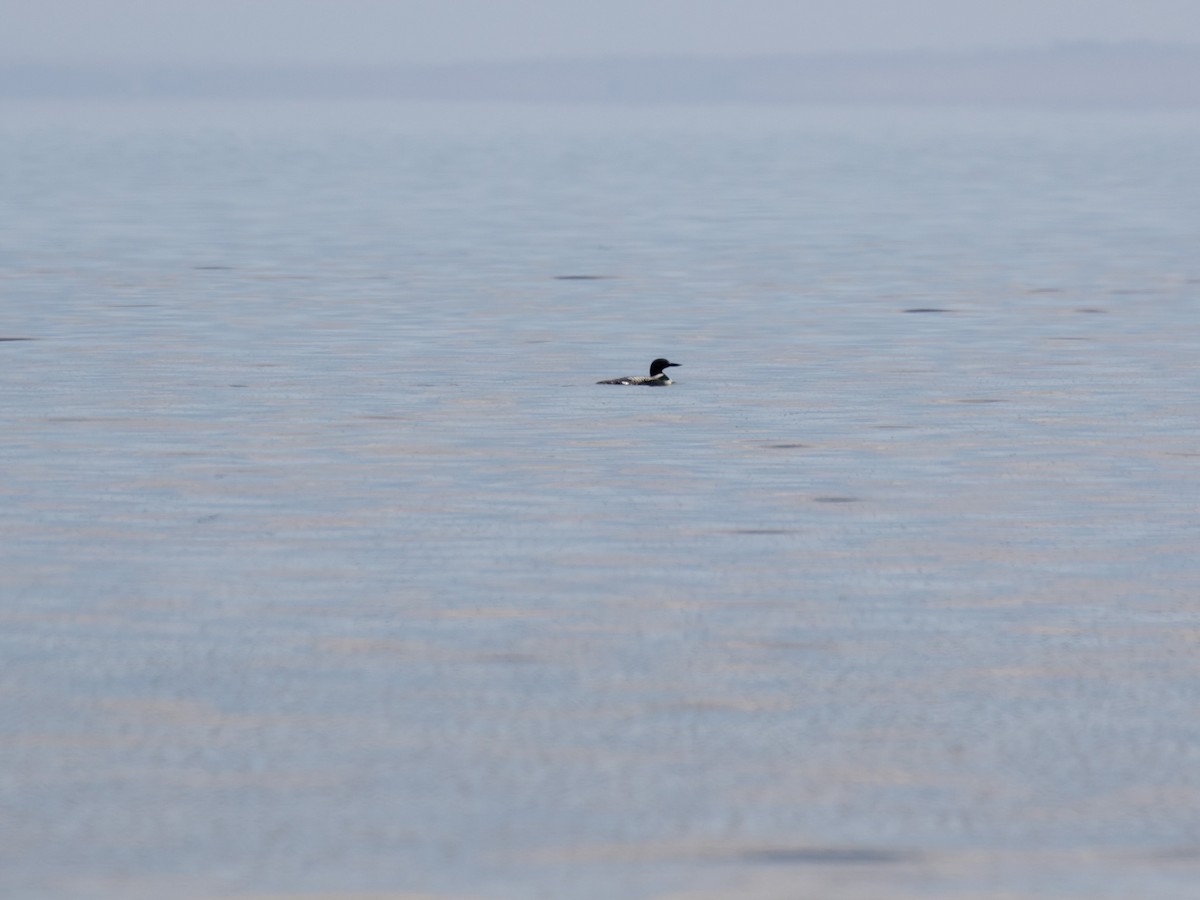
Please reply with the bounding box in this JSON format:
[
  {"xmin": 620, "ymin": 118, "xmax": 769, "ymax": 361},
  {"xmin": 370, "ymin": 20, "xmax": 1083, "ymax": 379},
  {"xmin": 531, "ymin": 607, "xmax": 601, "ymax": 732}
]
[{"xmin": 4, "ymin": 44, "xmax": 1200, "ymax": 107}]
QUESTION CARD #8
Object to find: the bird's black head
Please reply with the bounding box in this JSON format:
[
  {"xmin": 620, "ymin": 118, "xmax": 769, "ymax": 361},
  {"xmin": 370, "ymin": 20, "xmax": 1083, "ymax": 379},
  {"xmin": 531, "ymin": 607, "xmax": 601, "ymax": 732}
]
[{"xmin": 649, "ymin": 358, "xmax": 681, "ymax": 376}]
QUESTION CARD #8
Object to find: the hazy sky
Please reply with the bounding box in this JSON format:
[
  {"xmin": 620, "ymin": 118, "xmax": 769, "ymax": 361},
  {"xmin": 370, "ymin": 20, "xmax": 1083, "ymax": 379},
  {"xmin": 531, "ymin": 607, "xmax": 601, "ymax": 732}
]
[{"xmin": 5, "ymin": 0, "xmax": 1200, "ymax": 65}]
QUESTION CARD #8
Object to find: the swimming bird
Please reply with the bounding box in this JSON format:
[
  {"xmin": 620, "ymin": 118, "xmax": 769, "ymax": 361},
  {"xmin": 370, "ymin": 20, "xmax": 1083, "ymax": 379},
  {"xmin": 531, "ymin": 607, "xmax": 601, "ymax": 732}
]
[{"xmin": 597, "ymin": 358, "xmax": 680, "ymax": 386}]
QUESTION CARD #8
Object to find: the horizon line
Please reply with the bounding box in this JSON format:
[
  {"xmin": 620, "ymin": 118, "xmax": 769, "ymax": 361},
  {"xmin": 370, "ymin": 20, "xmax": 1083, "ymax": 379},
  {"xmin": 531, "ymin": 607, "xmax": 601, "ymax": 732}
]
[{"xmin": 5, "ymin": 39, "xmax": 1200, "ymax": 70}]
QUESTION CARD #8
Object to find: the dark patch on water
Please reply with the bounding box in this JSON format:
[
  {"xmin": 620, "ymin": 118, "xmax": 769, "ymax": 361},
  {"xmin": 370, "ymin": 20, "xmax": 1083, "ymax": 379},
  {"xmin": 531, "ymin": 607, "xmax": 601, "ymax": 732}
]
[
  {"xmin": 554, "ymin": 274, "xmax": 615, "ymax": 280},
  {"xmin": 766, "ymin": 443, "xmax": 809, "ymax": 449},
  {"xmin": 903, "ymin": 307, "xmax": 952, "ymax": 313},
  {"xmin": 736, "ymin": 846, "xmax": 913, "ymax": 865},
  {"xmin": 475, "ymin": 652, "xmax": 542, "ymax": 664},
  {"xmin": 955, "ymin": 397, "xmax": 1005, "ymax": 403},
  {"xmin": 1148, "ymin": 846, "xmax": 1200, "ymax": 861},
  {"xmin": 728, "ymin": 528, "xmax": 796, "ymax": 535},
  {"xmin": 1075, "ymin": 307, "xmax": 1108, "ymax": 313},
  {"xmin": 194, "ymin": 265, "xmax": 233, "ymax": 270},
  {"xmin": 1027, "ymin": 287, "xmax": 1064, "ymax": 294},
  {"xmin": 813, "ymin": 496, "xmax": 860, "ymax": 503},
  {"xmin": 741, "ymin": 638, "xmax": 830, "ymax": 651},
  {"xmin": 0, "ymin": 337, "xmax": 35, "ymax": 341},
  {"xmin": 873, "ymin": 424, "xmax": 914, "ymax": 430}
]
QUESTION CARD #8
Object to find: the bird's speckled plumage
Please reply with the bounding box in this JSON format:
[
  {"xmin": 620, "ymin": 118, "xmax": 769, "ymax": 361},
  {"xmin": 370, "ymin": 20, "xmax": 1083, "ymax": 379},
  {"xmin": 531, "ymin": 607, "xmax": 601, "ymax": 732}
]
[{"xmin": 597, "ymin": 358, "xmax": 680, "ymax": 386}]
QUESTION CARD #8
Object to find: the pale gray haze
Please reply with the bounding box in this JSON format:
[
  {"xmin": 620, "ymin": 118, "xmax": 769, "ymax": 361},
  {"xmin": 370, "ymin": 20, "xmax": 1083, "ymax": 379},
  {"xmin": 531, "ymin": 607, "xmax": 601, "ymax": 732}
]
[{"xmin": 4, "ymin": 0, "xmax": 1200, "ymax": 64}]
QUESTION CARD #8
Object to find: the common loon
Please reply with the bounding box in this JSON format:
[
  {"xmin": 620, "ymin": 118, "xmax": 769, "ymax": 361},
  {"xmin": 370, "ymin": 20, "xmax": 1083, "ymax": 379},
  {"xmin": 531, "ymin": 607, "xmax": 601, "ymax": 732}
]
[{"xmin": 597, "ymin": 358, "xmax": 680, "ymax": 386}]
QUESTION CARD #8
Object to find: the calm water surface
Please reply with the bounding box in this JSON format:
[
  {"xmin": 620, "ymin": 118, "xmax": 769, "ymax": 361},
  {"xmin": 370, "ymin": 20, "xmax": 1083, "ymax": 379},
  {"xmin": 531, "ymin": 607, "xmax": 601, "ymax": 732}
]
[{"xmin": 2, "ymin": 100, "xmax": 1200, "ymax": 900}]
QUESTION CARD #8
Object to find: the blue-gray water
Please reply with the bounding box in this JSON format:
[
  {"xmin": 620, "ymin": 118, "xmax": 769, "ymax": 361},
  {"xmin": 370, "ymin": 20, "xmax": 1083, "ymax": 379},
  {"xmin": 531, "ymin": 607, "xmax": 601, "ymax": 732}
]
[{"xmin": 2, "ymin": 100, "xmax": 1200, "ymax": 900}]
